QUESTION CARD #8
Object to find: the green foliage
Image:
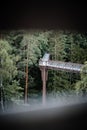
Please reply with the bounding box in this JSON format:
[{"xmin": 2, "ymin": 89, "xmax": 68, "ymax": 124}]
[
  {"xmin": 48, "ymin": 30, "xmax": 67, "ymax": 60},
  {"xmin": 20, "ymin": 33, "xmax": 43, "ymax": 66},
  {"xmin": 47, "ymin": 31, "xmax": 87, "ymax": 95},
  {"xmin": 4, "ymin": 80, "xmax": 23, "ymax": 101},
  {"xmin": 70, "ymin": 33, "xmax": 87, "ymax": 63},
  {"xmin": 75, "ymin": 62, "xmax": 87, "ymax": 95},
  {"xmin": 1, "ymin": 29, "xmax": 87, "ymax": 107},
  {"xmin": 0, "ymin": 39, "xmax": 23, "ymax": 105},
  {"xmin": 37, "ymin": 31, "xmax": 51, "ymax": 55},
  {"xmin": 0, "ymin": 40, "xmax": 17, "ymax": 80}
]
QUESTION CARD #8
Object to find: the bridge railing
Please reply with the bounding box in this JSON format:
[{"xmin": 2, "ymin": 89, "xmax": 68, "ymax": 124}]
[{"xmin": 39, "ymin": 53, "xmax": 83, "ymax": 72}]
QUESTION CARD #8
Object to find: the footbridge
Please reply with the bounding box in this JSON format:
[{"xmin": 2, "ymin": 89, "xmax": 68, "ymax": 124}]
[{"xmin": 39, "ymin": 53, "xmax": 83, "ymax": 104}]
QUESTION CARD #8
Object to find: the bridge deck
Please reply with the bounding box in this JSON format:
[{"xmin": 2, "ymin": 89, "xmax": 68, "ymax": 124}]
[
  {"xmin": 39, "ymin": 54, "xmax": 83, "ymax": 72},
  {"xmin": 47, "ymin": 60, "xmax": 83, "ymax": 72}
]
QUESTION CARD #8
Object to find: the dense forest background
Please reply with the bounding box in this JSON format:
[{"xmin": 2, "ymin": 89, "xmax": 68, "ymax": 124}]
[{"xmin": 0, "ymin": 30, "xmax": 87, "ymax": 110}]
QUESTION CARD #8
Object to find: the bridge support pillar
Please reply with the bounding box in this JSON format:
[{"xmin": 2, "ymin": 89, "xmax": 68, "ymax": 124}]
[{"xmin": 40, "ymin": 67, "xmax": 48, "ymax": 105}]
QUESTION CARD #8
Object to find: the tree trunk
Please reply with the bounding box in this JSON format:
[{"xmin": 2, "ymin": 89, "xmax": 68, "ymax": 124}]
[
  {"xmin": 0, "ymin": 77, "xmax": 4, "ymax": 112},
  {"xmin": 24, "ymin": 59, "xmax": 28, "ymax": 103}
]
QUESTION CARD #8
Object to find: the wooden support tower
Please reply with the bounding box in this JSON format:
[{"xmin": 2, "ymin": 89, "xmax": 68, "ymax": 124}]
[{"xmin": 39, "ymin": 53, "xmax": 50, "ymax": 105}]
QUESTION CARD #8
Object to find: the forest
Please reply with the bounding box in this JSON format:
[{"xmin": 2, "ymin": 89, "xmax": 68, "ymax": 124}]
[{"xmin": 0, "ymin": 30, "xmax": 87, "ymax": 111}]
